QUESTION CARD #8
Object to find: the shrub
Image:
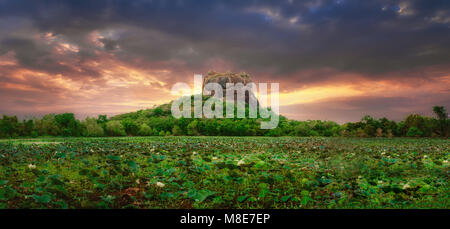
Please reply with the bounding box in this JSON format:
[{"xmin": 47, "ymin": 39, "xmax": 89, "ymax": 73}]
[
  {"xmin": 106, "ymin": 121, "xmax": 126, "ymax": 136},
  {"xmin": 121, "ymin": 119, "xmax": 139, "ymax": 136},
  {"xmin": 54, "ymin": 113, "xmax": 81, "ymax": 136},
  {"xmin": 172, "ymin": 125, "xmax": 182, "ymax": 136},
  {"xmin": 82, "ymin": 117, "xmax": 104, "ymax": 137},
  {"xmin": 187, "ymin": 120, "xmax": 199, "ymax": 136},
  {"xmin": 406, "ymin": 126, "xmax": 423, "ymax": 137},
  {"xmin": 375, "ymin": 128, "xmax": 383, "ymax": 137},
  {"xmin": 138, "ymin": 124, "xmax": 153, "ymax": 136}
]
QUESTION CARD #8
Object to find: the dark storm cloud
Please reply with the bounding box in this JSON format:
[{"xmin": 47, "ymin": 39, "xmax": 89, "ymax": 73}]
[
  {"xmin": 99, "ymin": 38, "xmax": 119, "ymax": 51},
  {"xmin": 0, "ymin": 0, "xmax": 449, "ymax": 80},
  {"xmin": 0, "ymin": 36, "xmax": 103, "ymax": 80},
  {"xmin": 0, "ymin": 0, "xmax": 449, "ymax": 120},
  {"xmin": 0, "ymin": 38, "xmax": 47, "ymax": 67}
]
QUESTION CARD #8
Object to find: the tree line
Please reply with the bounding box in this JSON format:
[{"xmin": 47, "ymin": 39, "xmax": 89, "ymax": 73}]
[{"xmin": 0, "ymin": 106, "xmax": 448, "ymax": 138}]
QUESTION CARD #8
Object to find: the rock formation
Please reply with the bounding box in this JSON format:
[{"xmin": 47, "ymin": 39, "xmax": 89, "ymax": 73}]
[{"xmin": 202, "ymin": 71, "xmax": 258, "ymax": 105}]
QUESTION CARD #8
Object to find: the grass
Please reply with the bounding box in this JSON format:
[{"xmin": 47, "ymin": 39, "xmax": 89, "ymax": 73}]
[{"xmin": 0, "ymin": 136, "xmax": 448, "ymax": 209}]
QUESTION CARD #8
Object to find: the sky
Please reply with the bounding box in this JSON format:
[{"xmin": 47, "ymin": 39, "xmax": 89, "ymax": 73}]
[{"xmin": 0, "ymin": 0, "xmax": 449, "ymax": 123}]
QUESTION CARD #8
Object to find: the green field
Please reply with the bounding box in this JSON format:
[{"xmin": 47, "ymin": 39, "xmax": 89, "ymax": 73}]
[{"xmin": 0, "ymin": 137, "xmax": 448, "ymax": 209}]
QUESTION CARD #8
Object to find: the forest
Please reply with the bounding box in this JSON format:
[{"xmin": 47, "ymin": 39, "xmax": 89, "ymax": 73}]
[{"xmin": 0, "ymin": 103, "xmax": 448, "ymax": 139}]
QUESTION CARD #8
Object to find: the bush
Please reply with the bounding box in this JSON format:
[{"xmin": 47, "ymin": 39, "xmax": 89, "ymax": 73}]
[
  {"xmin": 138, "ymin": 124, "xmax": 153, "ymax": 136},
  {"xmin": 54, "ymin": 113, "xmax": 81, "ymax": 136},
  {"xmin": 106, "ymin": 121, "xmax": 126, "ymax": 136},
  {"xmin": 375, "ymin": 128, "xmax": 383, "ymax": 137},
  {"xmin": 406, "ymin": 126, "xmax": 423, "ymax": 137},
  {"xmin": 82, "ymin": 118, "xmax": 104, "ymax": 137},
  {"xmin": 187, "ymin": 120, "xmax": 199, "ymax": 136},
  {"xmin": 172, "ymin": 125, "xmax": 182, "ymax": 136},
  {"xmin": 30, "ymin": 131, "xmax": 39, "ymax": 138},
  {"xmin": 37, "ymin": 114, "xmax": 60, "ymax": 136},
  {"xmin": 121, "ymin": 119, "xmax": 139, "ymax": 136}
]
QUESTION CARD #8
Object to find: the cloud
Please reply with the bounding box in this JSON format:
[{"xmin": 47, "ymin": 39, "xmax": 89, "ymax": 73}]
[
  {"xmin": 281, "ymin": 93, "xmax": 450, "ymax": 123},
  {"xmin": 0, "ymin": 0, "xmax": 448, "ymax": 120}
]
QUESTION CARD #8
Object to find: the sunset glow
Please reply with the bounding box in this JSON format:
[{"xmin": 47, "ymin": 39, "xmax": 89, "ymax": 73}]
[{"xmin": 0, "ymin": 0, "xmax": 448, "ymax": 123}]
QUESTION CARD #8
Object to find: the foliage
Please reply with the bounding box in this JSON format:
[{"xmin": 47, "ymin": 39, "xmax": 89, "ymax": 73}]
[
  {"xmin": 105, "ymin": 121, "xmax": 126, "ymax": 136},
  {"xmin": 433, "ymin": 106, "xmax": 449, "ymax": 137},
  {"xmin": 54, "ymin": 113, "xmax": 81, "ymax": 137},
  {"xmin": 138, "ymin": 124, "xmax": 153, "ymax": 136},
  {"xmin": 0, "ymin": 137, "xmax": 448, "ymax": 209},
  {"xmin": 121, "ymin": 119, "xmax": 139, "ymax": 136},
  {"xmin": 406, "ymin": 127, "xmax": 423, "ymax": 137},
  {"xmin": 81, "ymin": 117, "xmax": 104, "ymax": 137},
  {"xmin": 0, "ymin": 104, "xmax": 448, "ymax": 138}
]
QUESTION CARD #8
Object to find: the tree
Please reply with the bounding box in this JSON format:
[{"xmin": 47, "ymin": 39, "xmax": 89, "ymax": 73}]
[
  {"xmin": 152, "ymin": 107, "xmax": 164, "ymax": 117},
  {"xmin": 387, "ymin": 129, "xmax": 394, "ymax": 138},
  {"xmin": 354, "ymin": 128, "xmax": 368, "ymax": 137},
  {"xmin": 360, "ymin": 115, "xmax": 377, "ymax": 137},
  {"xmin": 82, "ymin": 117, "xmax": 104, "ymax": 137},
  {"xmin": 97, "ymin": 115, "xmax": 108, "ymax": 129},
  {"xmin": 138, "ymin": 123, "xmax": 153, "ymax": 136},
  {"xmin": 364, "ymin": 125, "xmax": 376, "ymax": 137},
  {"xmin": 187, "ymin": 120, "xmax": 199, "ymax": 136},
  {"xmin": 375, "ymin": 128, "xmax": 383, "ymax": 137},
  {"xmin": 21, "ymin": 119, "xmax": 34, "ymax": 136},
  {"xmin": 0, "ymin": 115, "xmax": 19, "ymax": 137},
  {"xmin": 406, "ymin": 126, "xmax": 423, "ymax": 137},
  {"xmin": 433, "ymin": 106, "xmax": 448, "ymax": 137},
  {"xmin": 433, "ymin": 106, "xmax": 448, "ymax": 120},
  {"xmin": 266, "ymin": 127, "xmax": 283, "ymax": 137},
  {"xmin": 172, "ymin": 125, "xmax": 182, "ymax": 136},
  {"xmin": 54, "ymin": 113, "xmax": 81, "ymax": 136},
  {"xmin": 121, "ymin": 119, "xmax": 139, "ymax": 136},
  {"xmin": 36, "ymin": 114, "xmax": 60, "ymax": 136},
  {"xmin": 380, "ymin": 117, "xmax": 397, "ymax": 137},
  {"xmin": 294, "ymin": 122, "xmax": 311, "ymax": 136},
  {"xmin": 404, "ymin": 114, "xmax": 427, "ymax": 136},
  {"xmin": 106, "ymin": 121, "xmax": 126, "ymax": 136}
]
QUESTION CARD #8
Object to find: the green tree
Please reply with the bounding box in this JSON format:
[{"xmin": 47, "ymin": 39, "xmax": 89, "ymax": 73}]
[
  {"xmin": 97, "ymin": 115, "xmax": 108, "ymax": 129},
  {"xmin": 295, "ymin": 122, "xmax": 311, "ymax": 136},
  {"xmin": 152, "ymin": 107, "xmax": 165, "ymax": 117},
  {"xmin": 266, "ymin": 127, "xmax": 283, "ymax": 137},
  {"xmin": 361, "ymin": 115, "xmax": 377, "ymax": 137},
  {"xmin": 354, "ymin": 128, "xmax": 368, "ymax": 137},
  {"xmin": 187, "ymin": 120, "xmax": 199, "ymax": 136},
  {"xmin": 0, "ymin": 115, "xmax": 19, "ymax": 137},
  {"xmin": 406, "ymin": 126, "xmax": 423, "ymax": 137},
  {"xmin": 433, "ymin": 106, "xmax": 448, "ymax": 120},
  {"xmin": 82, "ymin": 117, "xmax": 104, "ymax": 137},
  {"xmin": 433, "ymin": 106, "xmax": 448, "ymax": 137},
  {"xmin": 172, "ymin": 125, "xmax": 183, "ymax": 136},
  {"xmin": 375, "ymin": 128, "xmax": 383, "ymax": 137},
  {"xmin": 36, "ymin": 114, "xmax": 60, "ymax": 136},
  {"xmin": 138, "ymin": 123, "xmax": 153, "ymax": 136},
  {"xmin": 54, "ymin": 113, "xmax": 81, "ymax": 136},
  {"xmin": 106, "ymin": 121, "xmax": 126, "ymax": 136},
  {"xmin": 21, "ymin": 119, "xmax": 34, "ymax": 136},
  {"xmin": 121, "ymin": 119, "xmax": 139, "ymax": 136}
]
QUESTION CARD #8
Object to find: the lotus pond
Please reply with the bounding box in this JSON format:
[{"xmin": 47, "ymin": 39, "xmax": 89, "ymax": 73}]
[{"xmin": 0, "ymin": 137, "xmax": 448, "ymax": 209}]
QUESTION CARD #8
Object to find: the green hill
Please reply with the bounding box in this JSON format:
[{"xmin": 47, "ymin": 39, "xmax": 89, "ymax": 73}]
[{"xmin": 108, "ymin": 95, "xmax": 285, "ymax": 136}]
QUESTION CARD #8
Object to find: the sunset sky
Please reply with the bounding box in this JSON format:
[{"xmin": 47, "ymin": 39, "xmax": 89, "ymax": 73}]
[{"xmin": 0, "ymin": 0, "xmax": 449, "ymax": 123}]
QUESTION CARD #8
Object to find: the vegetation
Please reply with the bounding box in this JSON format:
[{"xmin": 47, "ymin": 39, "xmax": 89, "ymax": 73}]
[
  {"xmin": 0, "ymin": 137, "xmax": 447, "ymax": 209},
  {"xmin": 0, "ymin": 101, "xmax": 448, "ymax": 138}
]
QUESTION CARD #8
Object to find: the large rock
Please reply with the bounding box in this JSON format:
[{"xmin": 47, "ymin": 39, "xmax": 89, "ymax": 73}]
[
  {"xmin": 202, "ymin": 71, "xmax": 258, "ymax": 105},
  {"xmin": 202, "ymin": 71, "xmax": 252, "ymax": 89}
]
